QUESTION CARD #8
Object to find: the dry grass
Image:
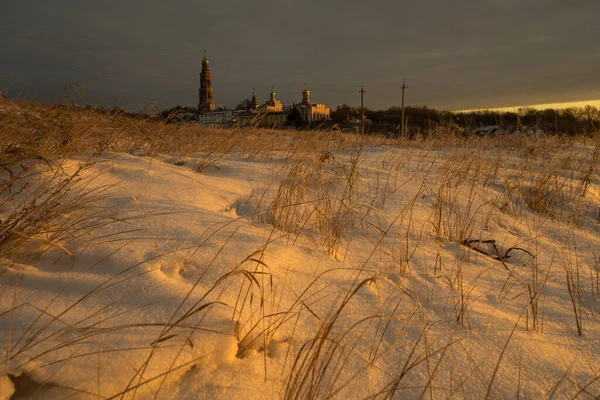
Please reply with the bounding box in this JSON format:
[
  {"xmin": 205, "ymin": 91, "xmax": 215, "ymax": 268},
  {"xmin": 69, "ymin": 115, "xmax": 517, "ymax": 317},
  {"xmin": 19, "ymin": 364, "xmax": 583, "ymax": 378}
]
[
  {"xmin": 2, "ymin": 96, "xmax": 600, "ymax": 398},
  {"xmin": 247, "ymin": 145, "xmax": 364, "ymax": 256}
]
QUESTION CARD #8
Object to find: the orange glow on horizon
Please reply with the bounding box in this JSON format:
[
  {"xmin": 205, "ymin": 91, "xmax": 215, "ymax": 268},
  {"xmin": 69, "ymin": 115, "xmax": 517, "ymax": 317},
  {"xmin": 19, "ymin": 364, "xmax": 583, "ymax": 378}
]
[{"xmin": 458, "ymin": 99, "xmax": 600, "ymax": 113}]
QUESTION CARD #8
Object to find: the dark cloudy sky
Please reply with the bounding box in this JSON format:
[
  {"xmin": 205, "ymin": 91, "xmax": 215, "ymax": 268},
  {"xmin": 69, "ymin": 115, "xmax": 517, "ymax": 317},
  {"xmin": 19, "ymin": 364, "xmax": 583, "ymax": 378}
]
[{"xmin": 1, "ymin": 0, "xmax": 599, "ymax": 111}]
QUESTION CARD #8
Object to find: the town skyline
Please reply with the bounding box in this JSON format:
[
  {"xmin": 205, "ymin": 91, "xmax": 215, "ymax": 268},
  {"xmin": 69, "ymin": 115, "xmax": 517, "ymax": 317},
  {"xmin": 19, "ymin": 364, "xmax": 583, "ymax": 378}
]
[
  {"xmin": 4, "ymin": 51, "xmax": 599, "ymax": 115},
  {"xmin": 196, "ymin": 53, "xmax": 600, "ymax": 115}
]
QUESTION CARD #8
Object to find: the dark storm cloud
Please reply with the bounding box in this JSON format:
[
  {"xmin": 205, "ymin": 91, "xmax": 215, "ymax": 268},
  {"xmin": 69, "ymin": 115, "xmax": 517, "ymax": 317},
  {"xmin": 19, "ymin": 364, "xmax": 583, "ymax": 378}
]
[{"xmin": 1, "ymin": 0, "xmax": 598, "ymax": 110}]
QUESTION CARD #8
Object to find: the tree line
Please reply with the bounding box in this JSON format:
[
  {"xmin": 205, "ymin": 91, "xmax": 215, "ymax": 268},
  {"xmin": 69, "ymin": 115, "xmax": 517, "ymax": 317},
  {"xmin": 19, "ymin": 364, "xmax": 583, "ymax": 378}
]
[{"xmin": 331, "ymin": 104, "xmax": 600, "ymax": 134}]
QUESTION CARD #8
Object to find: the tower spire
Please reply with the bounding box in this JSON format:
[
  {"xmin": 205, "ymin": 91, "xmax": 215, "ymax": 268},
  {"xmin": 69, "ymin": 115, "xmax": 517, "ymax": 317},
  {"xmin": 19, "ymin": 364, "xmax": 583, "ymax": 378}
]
[{"xmin": 250, "ymin": 88, "xmax": 259, "ymax": 110}]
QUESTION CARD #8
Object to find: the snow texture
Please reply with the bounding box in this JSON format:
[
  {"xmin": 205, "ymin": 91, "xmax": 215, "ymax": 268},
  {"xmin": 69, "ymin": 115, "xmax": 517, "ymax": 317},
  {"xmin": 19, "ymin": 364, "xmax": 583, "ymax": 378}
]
[{"xmin": 1, "ymin": 143, "xmax": 600, "ymax": 399}]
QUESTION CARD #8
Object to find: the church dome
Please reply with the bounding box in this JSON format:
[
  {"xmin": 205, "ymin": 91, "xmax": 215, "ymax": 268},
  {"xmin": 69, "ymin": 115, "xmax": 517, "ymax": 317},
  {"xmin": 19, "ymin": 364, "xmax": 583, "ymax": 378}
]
[{"xmin": 302, "ymin": 87, "xmax": 311, "ymax": 103}]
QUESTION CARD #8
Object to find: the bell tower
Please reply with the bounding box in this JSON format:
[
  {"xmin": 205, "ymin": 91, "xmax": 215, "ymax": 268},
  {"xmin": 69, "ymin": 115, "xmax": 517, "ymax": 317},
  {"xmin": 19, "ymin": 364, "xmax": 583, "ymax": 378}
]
[{"xmin": 198, "ymin": 50, "xmax": 215, "ymax": 113}]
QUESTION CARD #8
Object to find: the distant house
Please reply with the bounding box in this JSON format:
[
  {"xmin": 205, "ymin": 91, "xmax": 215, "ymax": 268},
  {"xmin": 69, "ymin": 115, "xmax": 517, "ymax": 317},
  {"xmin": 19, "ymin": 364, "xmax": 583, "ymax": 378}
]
[
  {"xmin": 473, "ymin": 125, "xmax": 501, "ymax": 136},
  {"xmin": 338, "ymin": 122, "xmax": 361, "ymax": 133},
  {"xmin": 197, "ymin": 109, "xmax": 233, "ymax": 125},
  {"xmin": 260, "ymin": 110, "xmax": 288, "ymax": 127}
]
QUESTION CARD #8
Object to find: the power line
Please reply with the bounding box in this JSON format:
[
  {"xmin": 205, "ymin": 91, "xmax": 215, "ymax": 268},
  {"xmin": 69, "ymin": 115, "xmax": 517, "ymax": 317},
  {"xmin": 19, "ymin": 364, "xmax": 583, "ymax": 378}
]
[{"xmin": 359, "ymin": 86, "xmax": 366, "ymax": 135}]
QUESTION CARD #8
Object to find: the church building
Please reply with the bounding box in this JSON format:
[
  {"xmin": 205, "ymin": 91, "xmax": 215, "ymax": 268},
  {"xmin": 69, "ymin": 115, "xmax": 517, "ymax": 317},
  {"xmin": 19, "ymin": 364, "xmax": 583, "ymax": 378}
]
[
  {"xmin": 263, "ymin": 88, "xmax": 284, "ymax": 113},
  {"xmin": 294, "ymin": 87, "xmax": 330, "ymax": 122}
]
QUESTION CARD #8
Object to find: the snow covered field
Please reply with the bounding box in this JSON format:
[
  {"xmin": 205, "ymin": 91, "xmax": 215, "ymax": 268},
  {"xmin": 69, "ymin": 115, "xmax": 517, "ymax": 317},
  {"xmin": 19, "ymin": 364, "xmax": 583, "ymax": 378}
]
[{"xmin": 2, "ymin": 102, "xmax": 600, "ymax": 399}]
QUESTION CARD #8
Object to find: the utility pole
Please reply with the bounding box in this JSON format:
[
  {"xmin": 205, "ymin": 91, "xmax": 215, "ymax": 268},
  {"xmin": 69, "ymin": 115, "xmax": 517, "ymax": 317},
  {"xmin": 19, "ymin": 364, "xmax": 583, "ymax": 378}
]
[
  {"xmin": 304, "ymin": 82, "xmax": 311, "ymax": 131},
  {"xmin": 401, "ymin": 79, "xmax": 408, "ymax": 137},
  {"xmin": 359, "ymin": 86, "xmax": 365, "ymax": 135}
]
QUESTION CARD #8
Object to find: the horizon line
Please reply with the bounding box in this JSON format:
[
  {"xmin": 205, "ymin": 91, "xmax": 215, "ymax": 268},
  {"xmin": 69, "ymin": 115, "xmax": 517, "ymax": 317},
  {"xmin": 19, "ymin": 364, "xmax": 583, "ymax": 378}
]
[{"xmin": 457, "ymin": 99, "xmax": 600, "ymax": 113}]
